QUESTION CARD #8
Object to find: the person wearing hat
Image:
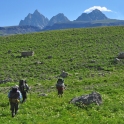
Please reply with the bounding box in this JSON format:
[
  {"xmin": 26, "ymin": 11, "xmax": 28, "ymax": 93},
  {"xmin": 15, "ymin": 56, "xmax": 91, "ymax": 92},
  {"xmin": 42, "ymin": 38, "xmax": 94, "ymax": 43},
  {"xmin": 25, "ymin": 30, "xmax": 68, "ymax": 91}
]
[{"xmin": 8, "ymin": 86, "xmax": 22, "ymax": 117}]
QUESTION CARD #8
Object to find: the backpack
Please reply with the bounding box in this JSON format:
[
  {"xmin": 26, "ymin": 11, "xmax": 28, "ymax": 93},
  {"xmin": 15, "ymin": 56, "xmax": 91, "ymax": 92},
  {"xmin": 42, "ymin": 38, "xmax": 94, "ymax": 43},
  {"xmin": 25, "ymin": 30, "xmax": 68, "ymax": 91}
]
[
  {"xmin": 56, "ymin": 78, "xmax": 65, "ymax": 89},
  {"xmin": 19, "ymin": 80, "xmax": 28, "ymax": 92},
  {"xmin": 9, "ymin": 87, "xmax": 20, "ymax": 103}
]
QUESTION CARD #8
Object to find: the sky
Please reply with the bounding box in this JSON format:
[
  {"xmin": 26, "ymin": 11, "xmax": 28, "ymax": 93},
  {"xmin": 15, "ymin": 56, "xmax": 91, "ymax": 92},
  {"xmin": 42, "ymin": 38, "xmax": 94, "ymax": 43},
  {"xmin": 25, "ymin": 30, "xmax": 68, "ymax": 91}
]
[{"xmin": 1, "ymin": 0, "xmax": 124, "ymax": 27}]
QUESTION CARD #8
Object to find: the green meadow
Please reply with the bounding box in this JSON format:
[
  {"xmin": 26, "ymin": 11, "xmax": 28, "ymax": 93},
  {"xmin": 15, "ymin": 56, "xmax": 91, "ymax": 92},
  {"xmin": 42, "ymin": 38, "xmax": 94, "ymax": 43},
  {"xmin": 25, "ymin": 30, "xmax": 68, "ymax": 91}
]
[{"xmin": 1, "ymin": 26, "xmax": 124, "ymax": 124}]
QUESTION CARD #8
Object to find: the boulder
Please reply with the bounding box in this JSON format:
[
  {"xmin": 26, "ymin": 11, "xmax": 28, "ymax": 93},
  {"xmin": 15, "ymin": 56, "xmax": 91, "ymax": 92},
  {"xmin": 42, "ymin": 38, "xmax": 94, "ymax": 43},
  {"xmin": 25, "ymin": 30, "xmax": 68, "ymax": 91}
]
[
  {"xmin": 39, "ymin": 93, "xmax": 48, "ymax": 96},
  {"xmin": 21, "ymin": 51, "xmax": 34, "ymax": 57},
  {"xmin": 117, "ymin": 52, "xmax": 124, "ymax": 59},
  {"xmin": 114, "ymin": 58, "xmax": 120, "ymax": 63},
  {"xmin": 70, "ymin": 92, "xmax": 102, "ymax": 106},
  {"xmin": 60, "ymin": 71, "xmax": 68, "ymax": 78}
]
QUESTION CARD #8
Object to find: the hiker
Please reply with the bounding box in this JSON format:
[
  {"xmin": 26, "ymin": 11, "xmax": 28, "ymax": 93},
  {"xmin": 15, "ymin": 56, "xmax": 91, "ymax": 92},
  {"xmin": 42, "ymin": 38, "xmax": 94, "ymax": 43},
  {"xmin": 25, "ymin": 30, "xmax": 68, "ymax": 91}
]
[
  {"xmin": 56, "ymin": 78, "xmax": 65, "ymax": 97},
  {"xmin": 8, "ymin": 86, "xmax": 22, "ymax": 117},
  {"xmin": 19, "ymin": 79, "xmax": 29, "ymax": 103}
]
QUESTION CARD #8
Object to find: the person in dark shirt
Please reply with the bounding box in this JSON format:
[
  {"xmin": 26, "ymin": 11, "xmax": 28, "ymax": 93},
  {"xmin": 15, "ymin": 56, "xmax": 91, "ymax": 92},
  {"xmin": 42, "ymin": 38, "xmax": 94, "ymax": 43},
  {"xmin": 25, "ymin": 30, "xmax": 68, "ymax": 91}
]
[{"xmin": 8, "ymin": 86, "xmax": 22, "ymax": 117}]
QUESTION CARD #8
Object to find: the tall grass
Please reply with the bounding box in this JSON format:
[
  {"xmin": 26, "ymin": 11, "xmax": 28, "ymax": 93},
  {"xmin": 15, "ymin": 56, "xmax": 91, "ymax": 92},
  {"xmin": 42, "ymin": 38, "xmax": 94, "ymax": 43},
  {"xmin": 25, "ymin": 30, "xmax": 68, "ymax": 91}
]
[{"xmin": 1, "ymin": 26, "xmax": 124, "ymax": 123}]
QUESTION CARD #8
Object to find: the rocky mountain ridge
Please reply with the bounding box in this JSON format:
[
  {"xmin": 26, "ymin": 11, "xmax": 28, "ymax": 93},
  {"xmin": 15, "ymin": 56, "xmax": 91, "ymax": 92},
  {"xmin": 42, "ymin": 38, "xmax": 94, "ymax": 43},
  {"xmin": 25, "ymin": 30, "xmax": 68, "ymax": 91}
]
[
  {"xmin": 1, "ymin": 9, "xmax": 124, "ymax": 36},
  {"xmin": 19, "ymin": 10, "xmax": 49, "ymax": 29},
  {"xmin": 75, "ymin": 9, "xmax": 108, "ymax": 21},
  {"xmin": 19, "ymin": 9, "xmax": 108, "ymax": 29}
]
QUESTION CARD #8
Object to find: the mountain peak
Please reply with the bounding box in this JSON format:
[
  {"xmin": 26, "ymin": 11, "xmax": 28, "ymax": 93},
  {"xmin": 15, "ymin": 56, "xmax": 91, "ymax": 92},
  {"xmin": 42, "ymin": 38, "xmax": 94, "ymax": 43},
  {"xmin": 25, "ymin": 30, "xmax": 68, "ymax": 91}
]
[
  {"xmin": 90, "ymin": 9, "xmax": 104, "ymax": 15},
  {"xmin": 19, "ymin": 10, "xmax": 49, "ymax": 29},
  {"xmin": 48, "ymin": 13, "xmax": 70, "ymax": 26},
  {"xmin": 91, "ymin": 9, "xmax": 101, "ymax": 12},
  {"xmin": 89, "ymin": 9, "xmax": 108, "ymax": 20},
  {"xmin": 33, "ymin": 9, "xmax": 41, "ymax": 15},
  {"xmin": 76, "ymin": 9, "xmax": 108, "ymax": 21}
]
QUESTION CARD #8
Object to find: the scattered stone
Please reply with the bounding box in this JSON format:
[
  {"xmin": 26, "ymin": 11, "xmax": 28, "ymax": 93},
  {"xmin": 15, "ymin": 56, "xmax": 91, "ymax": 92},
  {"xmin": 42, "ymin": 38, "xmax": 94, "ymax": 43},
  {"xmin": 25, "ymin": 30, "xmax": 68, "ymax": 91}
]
[
  {"xmin": 114, "ymin": 58, "xmax": 120, "ymax": 63},
  {"xmin": 70, "ymin": 92, "xmax": 102, "ymax": 106},
  {"xmin": 39, "ymin": 93, "xmax": 48, "ymax": 96},
  {"xmin": 60, "ymin": 71, "xmax": 68, "ymax": 78},
  {"xmin": 8, "ymin": 50, "xmax": 12, "ymax": 54},
  {"xmin": 47, "ymin": 56, "xmax": 52, "ymax": 59},
  {"xmin": 90, "ymin": 60, "xmax": 96, "ymax": 63},
  {"xmin": 35, "ymin": 61, "xmax": 42, "ymax": 64},
  {"xmin": 0, "ymin": 78, "xmax": 13, "ymax": 84},
  {"xmin": 21, "ymin": 51, "xmax": 34, "ymax": 57},
  {"xmin": 117, "ymin": 52, "xmax": 124, "ymax": 59}
]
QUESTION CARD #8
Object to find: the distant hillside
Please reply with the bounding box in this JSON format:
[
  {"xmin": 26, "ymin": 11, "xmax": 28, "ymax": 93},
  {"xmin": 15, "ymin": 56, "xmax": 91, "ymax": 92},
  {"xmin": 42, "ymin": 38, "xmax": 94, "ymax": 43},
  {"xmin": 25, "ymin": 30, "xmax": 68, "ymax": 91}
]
[
  {"xmin": 42, "ymin": 19, "xmax": 124, "ymax": 31},
  {"xmin": 0, "ymin": 26, "xmax": 124, "ymax": 82},
  {"xmin": 0, "ymin": 25, "xmax": 41, "ymax": 36}
]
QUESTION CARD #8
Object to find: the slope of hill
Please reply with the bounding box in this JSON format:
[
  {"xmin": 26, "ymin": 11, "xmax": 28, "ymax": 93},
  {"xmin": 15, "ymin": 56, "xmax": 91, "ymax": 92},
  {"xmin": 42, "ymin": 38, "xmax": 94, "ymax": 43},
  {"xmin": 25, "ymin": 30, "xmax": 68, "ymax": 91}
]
[
  {"xmin": 1, "ymin": 26, "xmax": 124, "ymax": 123},
  {"xmin": 0, "ymin": 26, "xmax": 124, "ymax": 82}
]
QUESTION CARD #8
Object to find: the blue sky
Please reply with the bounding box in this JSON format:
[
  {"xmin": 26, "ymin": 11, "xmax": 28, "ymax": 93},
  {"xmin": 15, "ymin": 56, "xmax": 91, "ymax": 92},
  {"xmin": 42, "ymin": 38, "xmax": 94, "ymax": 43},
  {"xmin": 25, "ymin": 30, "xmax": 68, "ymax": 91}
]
[{"xmin": 1, "ymin": 0, "xmax": 124, "ymax": 27}]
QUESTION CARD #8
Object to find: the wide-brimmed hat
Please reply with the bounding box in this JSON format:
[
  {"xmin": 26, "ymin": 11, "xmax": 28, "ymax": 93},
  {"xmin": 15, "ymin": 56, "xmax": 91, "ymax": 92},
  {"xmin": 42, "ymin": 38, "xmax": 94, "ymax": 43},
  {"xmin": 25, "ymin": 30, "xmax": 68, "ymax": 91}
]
[{"xmin": 15, "ymin": 85, "xmax": 19, "ymax": 88}]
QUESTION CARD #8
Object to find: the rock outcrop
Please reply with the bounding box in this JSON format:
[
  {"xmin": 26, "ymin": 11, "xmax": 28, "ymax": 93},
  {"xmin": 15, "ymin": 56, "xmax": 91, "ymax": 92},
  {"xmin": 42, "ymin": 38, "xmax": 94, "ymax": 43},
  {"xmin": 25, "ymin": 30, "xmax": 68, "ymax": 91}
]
[{"xmin": 70, "ymin": 92, "xmax": 102, "ymax": 106}]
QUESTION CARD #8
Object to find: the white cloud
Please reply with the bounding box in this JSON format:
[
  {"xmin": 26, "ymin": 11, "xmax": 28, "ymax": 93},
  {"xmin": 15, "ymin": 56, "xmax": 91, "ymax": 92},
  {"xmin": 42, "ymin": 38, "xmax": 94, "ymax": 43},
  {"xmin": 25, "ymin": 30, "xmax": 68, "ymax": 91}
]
[{"xmin": 84, "ymin": 6, "xmax": 112, "ymax": 13}]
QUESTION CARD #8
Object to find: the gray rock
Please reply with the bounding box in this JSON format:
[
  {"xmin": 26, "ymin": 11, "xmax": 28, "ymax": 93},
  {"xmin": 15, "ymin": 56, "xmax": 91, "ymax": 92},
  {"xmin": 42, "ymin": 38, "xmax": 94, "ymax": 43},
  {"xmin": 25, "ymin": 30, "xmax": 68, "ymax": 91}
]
[
  {"xmin": 60, "ymin": 71, "xmax": 68, "ymax": 78},
  {"xmin": 39, "ymin": 93, "xmax": 48, "ymax": 96},
  {"xmin": 117, "ymin": 52, "xmax": 124, "ymax": 59},
  {"xmin": 70, "ymin": 92, "xmax": 102, "ymax": 106}
]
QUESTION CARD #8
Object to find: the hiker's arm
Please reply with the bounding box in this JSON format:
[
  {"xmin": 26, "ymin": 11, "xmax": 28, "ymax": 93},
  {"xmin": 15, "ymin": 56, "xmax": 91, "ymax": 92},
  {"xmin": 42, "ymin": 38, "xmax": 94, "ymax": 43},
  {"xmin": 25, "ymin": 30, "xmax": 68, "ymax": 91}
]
[
  {"xmin": 8, "ymin": 92, "xmax": 10, "ymax": 98},
  {"xmin": 18, "ymin": 91, "xmax": 22, "ymax": 100},
  {"xmin": 26, "ymin": 84, "xmax": 29, "ymax": 91}
]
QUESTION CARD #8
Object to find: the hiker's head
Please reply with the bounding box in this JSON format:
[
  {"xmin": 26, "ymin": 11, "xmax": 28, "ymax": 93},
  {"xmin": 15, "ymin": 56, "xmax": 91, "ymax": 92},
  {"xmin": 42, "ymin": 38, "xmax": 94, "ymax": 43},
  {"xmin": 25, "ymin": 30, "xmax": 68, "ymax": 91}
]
[
  {"xmin": 57, "ymin": 78, "xmax": 64, "ymax": 84},
  {"xmin": 15, "ymin": 85, "xmax": 19, "ymax": 89},
  {"xmin": 19, "ymin": 79, "xmax": 25, "ymax": 85},
  {"xmin": 12, "ymin": 87, "xmax": 18, "ymax": 92}
]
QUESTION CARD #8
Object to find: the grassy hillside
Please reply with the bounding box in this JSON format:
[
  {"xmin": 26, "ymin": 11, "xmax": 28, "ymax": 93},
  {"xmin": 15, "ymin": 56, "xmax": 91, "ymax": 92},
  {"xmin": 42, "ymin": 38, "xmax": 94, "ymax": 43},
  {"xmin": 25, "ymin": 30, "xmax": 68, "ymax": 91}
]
[{"xmin": 1, "ymin": 26, "xmax": 124, "ymax": 123}]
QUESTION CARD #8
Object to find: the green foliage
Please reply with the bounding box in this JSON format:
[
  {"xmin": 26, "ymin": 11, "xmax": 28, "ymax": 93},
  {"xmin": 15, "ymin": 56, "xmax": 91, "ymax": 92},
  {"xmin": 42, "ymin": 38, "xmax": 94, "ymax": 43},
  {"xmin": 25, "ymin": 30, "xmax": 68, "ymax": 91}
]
[{"xmin": 1, "ymin": 26, "xmax": 124, "ymax": 123}]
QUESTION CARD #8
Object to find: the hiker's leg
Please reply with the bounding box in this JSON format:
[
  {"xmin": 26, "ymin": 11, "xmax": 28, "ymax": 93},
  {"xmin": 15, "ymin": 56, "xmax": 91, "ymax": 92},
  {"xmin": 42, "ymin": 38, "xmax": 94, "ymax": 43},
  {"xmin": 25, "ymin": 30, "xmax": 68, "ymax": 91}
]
[
  {"xmin": 15, "ymin": 103, "xmax": 19, "ymax": 114},
  {"xmin": 21, "ymin": 92, "xmax": 24, "ymax": 102},
  {"xmin": 10, "ymin": 102, "xmax": 12, "ymax": 111},
  {"xmin": 25, "ymin": 92, "xmax": 27, "ymax": 100},
  {"xmin": 60, "ymin": 90, "xmax": 63, "ymax": 97},
  {"xmin": 11, "ymin": 103, "xmax": 15, "ymax": 117},
  {"xmin": 58, "ymin": 90, "xmax": 61, "ymax": 97},
  {"xmin": 22, "ymin": 92, "xmax": 26, "ymax": 102},
  {"xmin": 23, "ymin": 92, "xmax": 27, "ymax": 102}
]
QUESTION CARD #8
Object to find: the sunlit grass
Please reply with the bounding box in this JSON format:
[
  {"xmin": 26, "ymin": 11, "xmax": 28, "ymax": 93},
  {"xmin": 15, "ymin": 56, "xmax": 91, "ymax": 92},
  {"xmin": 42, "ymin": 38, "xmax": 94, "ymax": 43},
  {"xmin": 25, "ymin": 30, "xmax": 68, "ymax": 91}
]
[{"xmin": 1, "ymin": 26, "xmax": 124, "ymax": 123}]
